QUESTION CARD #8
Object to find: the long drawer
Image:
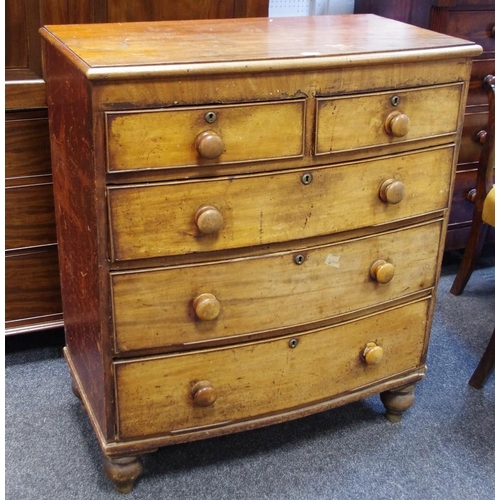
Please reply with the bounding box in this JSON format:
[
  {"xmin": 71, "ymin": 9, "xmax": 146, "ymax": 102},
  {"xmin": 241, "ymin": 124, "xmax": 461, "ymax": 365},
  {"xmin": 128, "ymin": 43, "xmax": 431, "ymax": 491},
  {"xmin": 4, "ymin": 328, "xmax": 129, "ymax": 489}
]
[
  {"xmin": 115, "ymin": 298, "xmax": 429, "ymax": 440},
  {"xmin": 112, "ymin": 221, "xmax": 440, "ymax": 353},
  {"xmin": 108, "ymin": 146, "xmax": 454, "ymax": 261},
  {"xmin": 315, "ymin": 83, "xmax": 463, "ymax": 156},
  {"xmin": 106, "ymin": 100, "xmax": 305, "ymax": 172}
]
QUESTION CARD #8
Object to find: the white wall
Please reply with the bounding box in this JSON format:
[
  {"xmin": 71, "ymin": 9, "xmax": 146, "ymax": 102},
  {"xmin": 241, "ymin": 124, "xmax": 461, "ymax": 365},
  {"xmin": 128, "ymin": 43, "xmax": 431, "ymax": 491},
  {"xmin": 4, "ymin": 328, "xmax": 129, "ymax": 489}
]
[{"xmin": 269, "ymin": 0, "xmax": 354, "ymax": 17}]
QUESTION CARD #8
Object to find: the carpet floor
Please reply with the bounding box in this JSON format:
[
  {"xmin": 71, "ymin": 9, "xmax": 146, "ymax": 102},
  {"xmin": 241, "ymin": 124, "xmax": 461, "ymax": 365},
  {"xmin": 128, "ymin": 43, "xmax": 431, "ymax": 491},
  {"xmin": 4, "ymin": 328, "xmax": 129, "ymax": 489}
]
[{"xmin": 5, "ymin": 249, "xmax": 495, "ymax": 499}]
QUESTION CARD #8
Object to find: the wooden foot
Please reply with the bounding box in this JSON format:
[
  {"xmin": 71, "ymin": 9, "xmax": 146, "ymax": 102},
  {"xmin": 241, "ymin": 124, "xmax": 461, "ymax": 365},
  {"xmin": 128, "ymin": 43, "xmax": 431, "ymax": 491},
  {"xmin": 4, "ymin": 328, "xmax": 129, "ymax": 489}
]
[
  {"xmin": 71, "ymin": 378, "xmax": 86, "ymax": 412},
  {"xmin": 103, "ymin": 456, "xmax": 143, "ymax": 493},
  {"xmin": 380, "ymin": 383, "xmax": 416, "ymax": 422}
]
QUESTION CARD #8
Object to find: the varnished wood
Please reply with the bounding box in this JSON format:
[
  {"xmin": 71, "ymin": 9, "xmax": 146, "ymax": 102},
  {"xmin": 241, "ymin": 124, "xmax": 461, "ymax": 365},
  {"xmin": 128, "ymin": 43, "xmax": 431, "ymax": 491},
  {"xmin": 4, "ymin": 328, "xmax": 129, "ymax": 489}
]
[
  {"xmin": 42, "ymin": 15, "xmax": 478, "ymax": 491},
  {"xmin": 315, "ymin": 83, "xmax": 463, "ymax": 156},
  {"xmin": 355, "ymin": 0, "xmax": 495, "ymax": 251},
  {"xmin": 362, "ymin": 342, "xmax": 384, "ymax": 365},
  {"xmin": 106, "ymin": 101, "xmax": 305, "ymax": 171},
  {"xmin": 108, "ymin": 147, "xmax": 454, "ymax": 262},
  {"xmin": 5, "ymin": 0, "xmax": 268, "ymax": 335},
  {"xmin": 115, "ymin": 300, "xmax": 429, "ymax": 440},
  {"xmin": 103, "ymin": 456, "xmax": 143, "ymax": 494},
  {"xmin": 112, "ymin": 222, "xmax": 440, "ymax": 354},
  {"xmin": 380, "ymin": 383, "xmax": 417, "ymax": 422},
  {"xmin": 450, "ymin": 75, "xmax": 495, "ymax": 295},
  {"xmin": 5, "ymin": 248, "xmax": 62, "ymax": 325},
  {"xmin": 469, "ymin": 330, "xmax": 494, "ymax": 388}
]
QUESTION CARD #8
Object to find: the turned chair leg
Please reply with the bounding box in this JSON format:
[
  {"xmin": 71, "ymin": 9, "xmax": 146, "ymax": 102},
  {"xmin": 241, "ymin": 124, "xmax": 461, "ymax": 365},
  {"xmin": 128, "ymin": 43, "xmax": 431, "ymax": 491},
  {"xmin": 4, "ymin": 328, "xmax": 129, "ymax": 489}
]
[
  {"xmin": 450, "ymin": 217, "xmax": 487, "ymax": 296},
  {"xmin": 469, "ymin": 330, "xmax": 495, "ymax": 389}
]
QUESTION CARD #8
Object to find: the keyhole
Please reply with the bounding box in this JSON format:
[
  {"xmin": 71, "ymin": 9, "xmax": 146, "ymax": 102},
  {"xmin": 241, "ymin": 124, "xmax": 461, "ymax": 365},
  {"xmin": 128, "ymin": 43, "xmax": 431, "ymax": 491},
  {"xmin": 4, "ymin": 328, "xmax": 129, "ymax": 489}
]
[
  {"xmin": 205, "ymin": 111, "xmax": 217, "ymax": 123},
  {"xmin": 301, "ymin": 173, "xmax": 313, "ymax": 185},
  {"xmin": 390, "ymin": 95, "xmax": 400, "ymax": 106},
  {"xmin": 289, "ymin": 338, "xmax": 299, "ymax": 348},
  {"xmin": 294, "ymin": 254, "xmax": 305, "ymax": 265}
]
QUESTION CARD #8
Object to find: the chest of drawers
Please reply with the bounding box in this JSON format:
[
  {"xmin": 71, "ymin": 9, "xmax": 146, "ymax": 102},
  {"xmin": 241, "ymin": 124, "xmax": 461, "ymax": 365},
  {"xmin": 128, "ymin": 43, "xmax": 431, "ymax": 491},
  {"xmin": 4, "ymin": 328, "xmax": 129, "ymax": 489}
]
[{"xmin": 41, "ymin": 15, "xmax": 480, "ymax": 492}]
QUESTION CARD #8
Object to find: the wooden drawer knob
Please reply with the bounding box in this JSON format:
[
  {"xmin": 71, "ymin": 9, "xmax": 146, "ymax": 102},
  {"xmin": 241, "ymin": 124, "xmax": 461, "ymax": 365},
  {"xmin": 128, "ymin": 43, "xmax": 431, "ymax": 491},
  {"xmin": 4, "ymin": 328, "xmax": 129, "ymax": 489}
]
[
  {"xmin": 362, "ymin": 342, "xmax": 384, "ymax": 365},
  {"xmin": 385, "ymin": 111, "xmax": 411, "ymax": 137},
  {"xmin": 194, "ymin": 205, "xmax": 223, "ymax": 234},
  {"xmin": 195, "ymin": 130, "xmax": 224, "ymax": 159},
  {"xmin": 191, "ymin": 380, "xmax": 217, "ymax": 407},
  {"xmin": 475, "ymin": 130, "xmax": 487, "ymax": 144},
  {"xmin": 193, "ymin": 293, "xmax": 221, "ymax": 321},
  {"xmin": 370, "ymin": 260, "xmax": 395, "ymax": 284},
  {"xmin": 379, "ymin": 179, "xmax": 405, "ymax": 204}
]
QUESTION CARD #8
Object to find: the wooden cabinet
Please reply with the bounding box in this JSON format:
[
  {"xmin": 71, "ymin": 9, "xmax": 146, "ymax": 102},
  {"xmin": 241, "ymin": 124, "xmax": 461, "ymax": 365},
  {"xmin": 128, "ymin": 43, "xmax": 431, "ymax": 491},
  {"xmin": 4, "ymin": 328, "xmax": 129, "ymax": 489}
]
[
  {"xmin": 5, "ymin": 0, "xmax": 269, "ymax": 335},
  {"xmin": 41, "ymin": 15, "xmax": 479, "ymax": 492},
  {"xmin": 354, "ymin": 0, "xmax": 495, "ymax": 249}
]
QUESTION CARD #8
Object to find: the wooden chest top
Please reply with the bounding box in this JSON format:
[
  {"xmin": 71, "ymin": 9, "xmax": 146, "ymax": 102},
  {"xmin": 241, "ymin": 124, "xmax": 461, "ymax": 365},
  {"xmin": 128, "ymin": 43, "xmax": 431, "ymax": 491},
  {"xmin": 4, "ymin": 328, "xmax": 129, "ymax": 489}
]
[{"xmin": 40, "ymin": 15, "xmax": 481, "ymax": 78}]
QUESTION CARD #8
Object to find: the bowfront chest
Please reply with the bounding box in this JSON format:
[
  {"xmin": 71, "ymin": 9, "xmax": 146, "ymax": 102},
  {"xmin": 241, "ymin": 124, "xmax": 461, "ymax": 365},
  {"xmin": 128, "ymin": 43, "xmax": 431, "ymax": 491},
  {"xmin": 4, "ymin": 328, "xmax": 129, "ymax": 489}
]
[{"xmin": 41, "ymin": 15, "xmax": 480, "ymax": 492}]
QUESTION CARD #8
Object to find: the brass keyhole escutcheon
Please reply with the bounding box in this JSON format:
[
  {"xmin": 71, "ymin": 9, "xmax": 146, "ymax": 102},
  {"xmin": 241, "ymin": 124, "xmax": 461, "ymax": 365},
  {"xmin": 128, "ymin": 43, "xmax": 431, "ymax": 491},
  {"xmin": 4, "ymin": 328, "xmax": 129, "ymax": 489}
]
[
  {"xmin": 289, "ymin": 338, "xmax": 299, "ymax": 349},
  {"xmin": 390, "ymin": 95, "xmax": 400, "ymax": 106}
]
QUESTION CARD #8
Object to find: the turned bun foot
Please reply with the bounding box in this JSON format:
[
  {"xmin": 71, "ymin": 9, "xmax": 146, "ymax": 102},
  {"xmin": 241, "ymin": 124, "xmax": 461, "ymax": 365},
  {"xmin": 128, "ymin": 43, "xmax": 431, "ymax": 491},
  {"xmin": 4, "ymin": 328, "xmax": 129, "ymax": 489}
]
[
  {"xmin": 103, "ymin": 456, "xmax": 143, "ymax": 493},
  {"xmin": 71, "ymin": 378, "xmax": 86, "ymax": 412},
  {"xmin": 380, "ymin": 384, "xmax": 416, "ymax": 422}
]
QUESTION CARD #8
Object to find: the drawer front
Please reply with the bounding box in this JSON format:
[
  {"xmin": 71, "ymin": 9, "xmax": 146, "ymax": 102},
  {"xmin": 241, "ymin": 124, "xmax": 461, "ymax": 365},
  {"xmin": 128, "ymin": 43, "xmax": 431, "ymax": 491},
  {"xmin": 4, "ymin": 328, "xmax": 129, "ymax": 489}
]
[
  {"xmin": 448, "ymin": 169, "xmax": 476, "ymax": 227},
  {"xmin": 5, "ymin": 247, "xmax": 62, "ymax": 323},
  {"xmin": 443, "ymin": 10, "xmax": 495, "ymax": 56},
  {"xmin": 108, "ymin": 146, "xmax": 454, "ymax": 261},
  {"xmin": 315, "ymin": 83, "xmax": 462, "ymax": 156},
  {"xmin": 5, "ymin": 183, "xmax": 57, "ymax": 249},
  {"xmin": 106, "ymin": 100, "xmax": 305, "ymax": 172},
  {"xmin": 115, "ymin": 299, "xmax": 429, "ymax": 439},
  {"xmin": 470, "ymin": 59, "xmax": 495, "ymax": 83},
  {"xmin": 457, "ymin": 110, "xmax": 488, "ymax": 166},
  {"xmin": 5, "ymin": 118, "xmax": 52, "ymax": 180},
  {"xmin": 112, "ymin": 221, "xmax": 440, "ymax": 353}
]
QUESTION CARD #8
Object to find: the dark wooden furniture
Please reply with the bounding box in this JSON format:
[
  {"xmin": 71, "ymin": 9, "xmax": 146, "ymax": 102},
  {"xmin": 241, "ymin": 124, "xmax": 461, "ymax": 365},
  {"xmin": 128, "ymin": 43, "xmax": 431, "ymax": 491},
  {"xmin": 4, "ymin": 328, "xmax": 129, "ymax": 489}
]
[
  {"xmin": 451, "ymin": 75, "xmax": 495, "ymax": 295},
  {"xmin": 354, "ymin": 0, "xmax": 495, "ymax": 250},
  {"xmin": 41, "ymin": 15, "xmax": 479, "ymax": 491},
  {"xmin": 5, "ymin": 0, "xmax": 269, "ymax": 335},
  {"xmin": 450, "ymin": 75, "xmax": 495, "ymax": 389}
]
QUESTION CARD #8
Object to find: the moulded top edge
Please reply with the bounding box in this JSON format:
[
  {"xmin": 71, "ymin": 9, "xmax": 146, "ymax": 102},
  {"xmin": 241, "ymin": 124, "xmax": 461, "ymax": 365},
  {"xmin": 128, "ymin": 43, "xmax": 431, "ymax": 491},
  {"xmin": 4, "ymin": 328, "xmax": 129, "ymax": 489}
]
[{"xmin": 39, "ymin": 15, "xmax": 482, "ymax": 80}]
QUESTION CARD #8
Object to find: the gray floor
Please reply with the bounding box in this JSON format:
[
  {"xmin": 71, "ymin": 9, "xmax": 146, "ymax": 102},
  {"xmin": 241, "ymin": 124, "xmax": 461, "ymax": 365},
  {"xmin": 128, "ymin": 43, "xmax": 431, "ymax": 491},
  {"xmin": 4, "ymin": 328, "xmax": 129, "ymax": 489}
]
[{"xmin": 5, "ymin": 249, "xmax": 495, "ymax": 499}]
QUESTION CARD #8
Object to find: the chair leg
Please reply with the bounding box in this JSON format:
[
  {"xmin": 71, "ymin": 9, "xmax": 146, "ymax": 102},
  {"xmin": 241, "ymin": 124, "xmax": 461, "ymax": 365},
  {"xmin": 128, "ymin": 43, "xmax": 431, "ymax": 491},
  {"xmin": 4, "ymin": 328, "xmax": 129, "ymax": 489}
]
[
  {"xmin": 469, "ymin": 330, "xmax": 495, "ymax": 389},
  {"xmin": 450, "ymin": 215, "xmax": 487, "ymax": 296}
]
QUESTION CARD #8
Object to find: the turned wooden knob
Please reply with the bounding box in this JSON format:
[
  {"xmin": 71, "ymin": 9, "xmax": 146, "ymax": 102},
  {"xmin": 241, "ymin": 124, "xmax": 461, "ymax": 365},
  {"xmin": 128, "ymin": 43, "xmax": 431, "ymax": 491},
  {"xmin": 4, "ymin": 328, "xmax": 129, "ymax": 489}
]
[
  {"xmin": 191, "ymin": 380, "xmax": 217, "ymax": 407},
  {"xmin": 194, "ymin": 205, "xmax": 223, "ymax": 234},
  {"xmin": 370, "ymin": 260, "xmax": 395, "ymax": 284},
  {"xmin": 193, "ymin": 293, "xmax": 221, "ymax": 321},
  {"xmin": 195, "ymin": 130, "xmax": 224, "ymax": 159},
  {"xmin": 362, "ymin": 342, "xmax": 384, "ymax": 365},
  {"xmin": 467, "ymin": 188, "xmax": 477, "ymax": 203},
  {"xmin": 385, "ymin": 111, "xmax": 411, "ymax": 137},
  {"xmin": 475, "ymin": 130, "xmax": 487, "ymax": 144},
  {"xmin": 379, "ymin": 179, "xmax": 405, "ymax": 204}
]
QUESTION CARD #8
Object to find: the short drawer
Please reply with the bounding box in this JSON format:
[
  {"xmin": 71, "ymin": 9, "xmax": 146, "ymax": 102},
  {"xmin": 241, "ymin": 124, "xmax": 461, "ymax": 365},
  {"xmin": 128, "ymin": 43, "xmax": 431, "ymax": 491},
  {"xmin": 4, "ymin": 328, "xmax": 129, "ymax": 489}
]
[
  {"xmin": 112, "ymin": 221, "xmax": 440, "ymax": 353},
  {"xmin": 315, "ymin": 83, "xmax": 463, "ymax": 156},
  {"xmin": 108, "ymin": 146, "xmax": 454, "ymax": 261},
  {"xmin": 448, "ymin": 170, "xmax": 476, "ymax": 227},
  {"xmin": 115, "ymin": 298, "xmax": 429, "ymax": 439},
  {"xmin": 106, "ymin": 100, "xmax": 305, "ymax": 172},
  {"xmin": 457, "ymin": 110, "xmax": 488, "ymax": 166}
]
